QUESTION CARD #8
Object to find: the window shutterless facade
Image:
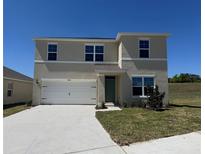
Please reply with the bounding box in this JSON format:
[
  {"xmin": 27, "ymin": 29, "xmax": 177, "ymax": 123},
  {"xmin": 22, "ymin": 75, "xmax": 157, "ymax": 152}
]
[
  {"xmin": 132, "ymin": 77, "xmax": 143, "ymax": 96},
  {"xmin": 132, "ymin": 76, "xmax": 154, "ymax": 96},
  {"xmin": 85, "ymin": 45, "xmax": 104, "ymax": 62},
  {"xmin": 144, "ymin": 77, "xmax": 154, "ymax": 95},
  {"xmin": 95, "ymin": 46, "xmax": 104, "ymax": 61},
  {"xmin": 7, "ymin": 82, "xmax": 13, "ymax": 97},
  {"xmin": 85, "ymin": 45, "xmax": 94, "ymax": 61},
  {"xmin": 47, "ymin": 43, "xmax": 58, "ymax": 60},
  {"xmin": 139, "ymin": 40, "xmax": 149, "ymax": 58}
]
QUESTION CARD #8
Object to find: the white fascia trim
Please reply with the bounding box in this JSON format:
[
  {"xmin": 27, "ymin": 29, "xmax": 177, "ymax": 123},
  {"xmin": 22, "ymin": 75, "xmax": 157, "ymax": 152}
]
[
  {"xmin": 35, "ymin": 60, "xmax": 118, "ymax": 65},
  {"xmin": 132, "ymin": 95, "xmax": 148, "ymax": 98},
  {"xmin": 116, "ymin": 33, "xmax": 170, "ymax": 40},
  {"xmin": 132, "ymin": 74, "xmax": 156, "ymax": 77},
  {"xmin": 33, "ymin": 38, "xmax": 117, "ymax": 42},
  {"xmin": 122, "ymin": 58, "xmax": 167, "ymax": 61},
  {"xmin": 4, "ymin": 77, "xmax": 33, "ymax": 83}
]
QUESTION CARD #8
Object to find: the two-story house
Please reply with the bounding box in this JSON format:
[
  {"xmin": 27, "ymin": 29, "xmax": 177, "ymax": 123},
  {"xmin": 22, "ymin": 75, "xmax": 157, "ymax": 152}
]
[{"xmin": 32, "ymin": 32, "xmax": 169, "ymax": 106}]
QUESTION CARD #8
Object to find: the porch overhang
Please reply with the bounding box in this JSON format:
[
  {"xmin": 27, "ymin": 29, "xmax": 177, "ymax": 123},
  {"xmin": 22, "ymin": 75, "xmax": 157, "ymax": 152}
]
[
  {"xmin": 96, "ymin": 65, "xmax": 124, "ymax": 105},
  {"xmin": 95, "ymin": 65, "xmax": 126, "ymax": 75}
]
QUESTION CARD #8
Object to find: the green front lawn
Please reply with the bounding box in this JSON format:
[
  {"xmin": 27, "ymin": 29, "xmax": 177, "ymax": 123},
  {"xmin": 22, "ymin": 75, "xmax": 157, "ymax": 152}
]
[
  {"xmin": 4, "ymin": 104, "xmax": 31, "ymax": 117},
  {"xmin": 96, "ymin": 83, "xmax": 201, "ymax": 145}
]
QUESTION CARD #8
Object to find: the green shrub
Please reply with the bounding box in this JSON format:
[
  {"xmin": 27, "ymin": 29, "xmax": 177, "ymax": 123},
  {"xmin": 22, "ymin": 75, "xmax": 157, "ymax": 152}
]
[
  {"xmin": 146, "ymin": 85, "xmax": 165, "ymax": 110},
  {"xmin": 122, "ymin": 85, "xmax": 165, "ymax": 110}
]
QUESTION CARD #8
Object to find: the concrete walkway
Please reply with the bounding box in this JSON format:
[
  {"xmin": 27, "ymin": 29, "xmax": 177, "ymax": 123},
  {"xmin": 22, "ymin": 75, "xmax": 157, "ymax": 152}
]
[
  {"xmin": 122, "ymin": 132, "xmax": 201, "ymax": 154},
  {"xmin": 4, "ymin": 105, "xmax": 125, "ymax": 154}
]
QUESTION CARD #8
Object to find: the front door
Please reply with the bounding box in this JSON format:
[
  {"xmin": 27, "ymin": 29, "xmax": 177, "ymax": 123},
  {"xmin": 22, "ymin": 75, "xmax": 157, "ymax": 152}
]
[{"xmin": 105, "ymin": 76, "xmax": 115, "ymax": 102}]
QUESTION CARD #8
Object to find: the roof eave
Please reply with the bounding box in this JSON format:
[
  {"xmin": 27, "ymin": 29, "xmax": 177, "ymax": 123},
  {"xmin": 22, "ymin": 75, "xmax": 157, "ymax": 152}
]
[
  {"xmin": 33, "ymin": 38, "xmax": 117, "ymax": 42},
  {"xmin": 33, "ymin": 32, "xmax": 170, "ymax": 42},
  {"xmin": 116, "ymin": 32, "xmax": 170, "ymax": 40}
]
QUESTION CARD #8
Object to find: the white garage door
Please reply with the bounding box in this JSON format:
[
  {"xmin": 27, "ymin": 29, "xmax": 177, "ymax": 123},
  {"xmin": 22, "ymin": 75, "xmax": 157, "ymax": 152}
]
[{"xmin": 41, "ymin": 79, "xmax": 96, "ymax": 105}]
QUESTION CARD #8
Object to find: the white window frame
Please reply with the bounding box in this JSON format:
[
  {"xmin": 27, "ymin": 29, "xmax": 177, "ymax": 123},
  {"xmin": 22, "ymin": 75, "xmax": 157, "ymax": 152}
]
[
  {"xmin": 132, "ymin": 77, "xmax": 143, "ymax": 97},
  {"xmin": 47, "ymin": 42, "xmax": 58, "ymax": 61},
  {"xmin": 84, "ymin": 44, "xmax": 104, "ymax": 62},
  {"xmin": 132, "ymin": 75, "xmax": 155, "ymax": 97},
  {"xmin": 84, "ymin": 44, "xmax": 95, "ymax": 62},
  {"xmin": 7, "ymin": 82, "xmax": 13, "ymax": 97},
  {"xmin": 95, "ymin": 45, "xmax": 104, "ymax": 62},
  {"xmin": 138, "ymin": 39, "xmax": 150, "ymax": 58}
]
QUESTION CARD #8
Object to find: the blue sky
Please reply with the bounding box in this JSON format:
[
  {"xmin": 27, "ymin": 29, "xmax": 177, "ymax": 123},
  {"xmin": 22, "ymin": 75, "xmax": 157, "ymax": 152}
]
[{"xmin": 4, "ymin": 0, "xmax": 200, "ymax": 77}]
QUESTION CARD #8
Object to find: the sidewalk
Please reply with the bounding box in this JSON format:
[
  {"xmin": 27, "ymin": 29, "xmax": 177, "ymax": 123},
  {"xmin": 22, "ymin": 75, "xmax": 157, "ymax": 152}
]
[{"xmin": 122, "ymin": 132, "xmax": 200, "ymax": 154}]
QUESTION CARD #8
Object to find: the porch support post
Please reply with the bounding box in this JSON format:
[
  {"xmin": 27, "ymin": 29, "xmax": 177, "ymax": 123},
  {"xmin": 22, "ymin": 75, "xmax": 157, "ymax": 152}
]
[{"xmin": 97, "ymin": 74, "xmax": 105, "ymax": 106}]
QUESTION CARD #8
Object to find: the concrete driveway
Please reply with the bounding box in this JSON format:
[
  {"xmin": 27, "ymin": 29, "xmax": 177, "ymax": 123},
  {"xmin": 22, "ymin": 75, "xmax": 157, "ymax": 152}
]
[{"xmin": 4, "ymin": 105, "xmax": 125, "ymax": 154}]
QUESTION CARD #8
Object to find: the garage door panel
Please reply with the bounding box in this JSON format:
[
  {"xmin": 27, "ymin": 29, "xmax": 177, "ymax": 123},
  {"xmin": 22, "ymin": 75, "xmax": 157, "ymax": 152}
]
[
  {"xmin": 69, "ymin": 92, "xmax": 96, "ymax": 98},
  {"xmin": 42, "ymin": 93, "xmax": 96, "ymax": 98},
  {"xmin": 41, "ymin": 79, "xmax": 96, "ymax": 105},
  {"xmin": 42, "ymin": 98, "xmax": 96, "ymax": 105}
]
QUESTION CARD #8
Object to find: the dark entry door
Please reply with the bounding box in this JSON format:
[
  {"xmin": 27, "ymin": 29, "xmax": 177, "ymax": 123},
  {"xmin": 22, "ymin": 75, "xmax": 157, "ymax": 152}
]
[{"xmin": 105, "ymin": 76, "xmax": 115, "ymax": 102}]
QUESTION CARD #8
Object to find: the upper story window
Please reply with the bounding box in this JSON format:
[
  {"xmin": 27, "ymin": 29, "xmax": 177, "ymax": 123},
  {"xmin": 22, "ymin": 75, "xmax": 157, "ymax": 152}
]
[
  {"xmin": 48, "ymin": 43, "xmax": 57, "ymax": 60},
  {"xmin": 139, "ymin": 40, "xmax": 149, "ymax": 58},
  {"xmin": 85, "ymin": 45, "xmax": 94, "ymax": 61},
  {"xmin": 85, "ymin": 45, "xmax": 104, "ymax": 62},
  {"xmin": 132, "ymin": 76, "xmax": 154, "ymax": 96},
  {"xmin": 95, "ymin": 46, "xmax": 104, "ymax": 61},
  {"xmin": 7, "ymin": 82, "xmax": 13, "ymax": 97}
]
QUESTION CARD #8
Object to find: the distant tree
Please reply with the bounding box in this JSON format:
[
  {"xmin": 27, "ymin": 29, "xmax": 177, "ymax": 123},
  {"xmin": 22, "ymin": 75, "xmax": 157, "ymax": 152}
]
[
  {"xmin": 168, "ymin": 78, "xmax": 172, "ymax": 83},
  {"xmin": 169, "ymin": 73, "xmax": 200, "ymax": 83}
]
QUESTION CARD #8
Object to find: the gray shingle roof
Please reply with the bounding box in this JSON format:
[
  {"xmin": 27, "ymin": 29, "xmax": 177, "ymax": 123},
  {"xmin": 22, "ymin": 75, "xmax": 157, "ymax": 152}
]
[{"xmin": 3, "ymin": 66, "xmax": 33, "ymax": 81}]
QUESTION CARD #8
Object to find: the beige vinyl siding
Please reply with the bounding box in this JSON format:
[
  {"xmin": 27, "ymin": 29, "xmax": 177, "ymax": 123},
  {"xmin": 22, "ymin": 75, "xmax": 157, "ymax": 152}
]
[
  {"xmin": 121, "ymin": 60, "xmax": 167, "ymax": 71},
  {"xmin": 120, "ymin": 60, "xmax": 168, "ymax": 105},
  {"xmin": 149, "ymin": 37, "xmax": 167, "ymax": 58},
  {"xmin": 35, "ymin": 40, "xmax": 118, "ymax": 62},
  {"xmin": 119, "ymin": 35, "xmax": 167, "ymax": 59},
  {"xmin": 3, "ymin": 79, "xmax": 33, "ymax": 105},
  {"xmin": 33, "ymin": 63, "xmax": 99, "ymax": 79}
]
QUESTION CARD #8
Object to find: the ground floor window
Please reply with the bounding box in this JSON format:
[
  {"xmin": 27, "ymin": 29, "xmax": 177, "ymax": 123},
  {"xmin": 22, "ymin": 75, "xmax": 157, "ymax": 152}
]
[
  {"xmin": 132, "ymin": 76, "xmax": 154, "ymax": 96},
  {"xmin": 7, "ymin": 83, "xmax": 13, "ymax": 97}
]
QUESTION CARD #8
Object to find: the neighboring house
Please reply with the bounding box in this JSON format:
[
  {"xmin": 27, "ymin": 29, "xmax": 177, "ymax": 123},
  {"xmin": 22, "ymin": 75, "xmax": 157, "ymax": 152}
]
[
  {"xmin": 33, "ymin": 32, "xmax": 169, "ymax": 106},
  {"xmin": 3, "ymin": 66, "xmax": 33, "ymax": 105}
]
